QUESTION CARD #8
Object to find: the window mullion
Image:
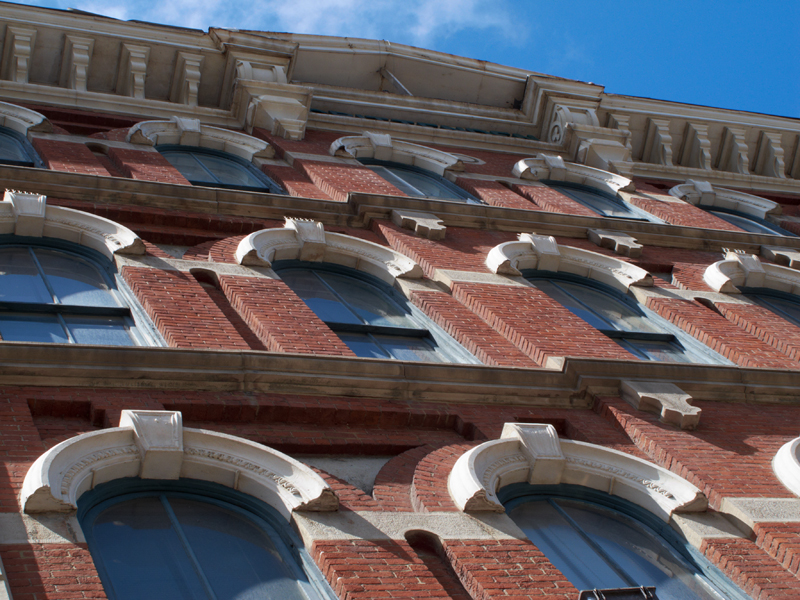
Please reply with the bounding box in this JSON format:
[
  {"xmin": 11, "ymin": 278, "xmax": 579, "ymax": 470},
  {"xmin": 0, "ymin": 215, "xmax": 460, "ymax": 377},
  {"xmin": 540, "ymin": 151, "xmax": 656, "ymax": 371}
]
[
  {"xmin": 375, "ymin": 167, "xmax": 425, "ymax": 197},
  {"xmin": 28, "ymin": 248, "xmax": 59, "ymax": 304},
  {"xmin": 160, "ymin": 495, "xmax": 219, "ymax": 600},
  {"xmin": 191, "ymin": 153, "xmax": 221, "ymax": 185},
  {"xmin": 313, "ymin": 272, "xmax": 367, "ymax": 325},
  {"xmin": 549, "ymin": 499, "xmax": 638, "ymax": 588},
  {"xmin": 55, "ymin": 313, "xmax": 76, "ymax": 344}
]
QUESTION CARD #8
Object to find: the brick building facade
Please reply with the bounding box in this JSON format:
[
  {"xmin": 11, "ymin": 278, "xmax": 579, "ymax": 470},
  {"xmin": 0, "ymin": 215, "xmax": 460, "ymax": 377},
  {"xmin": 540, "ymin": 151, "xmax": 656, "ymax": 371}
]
[{"xmin": 0, "ymin": 4, "xmax": 799, "ymax": 600}]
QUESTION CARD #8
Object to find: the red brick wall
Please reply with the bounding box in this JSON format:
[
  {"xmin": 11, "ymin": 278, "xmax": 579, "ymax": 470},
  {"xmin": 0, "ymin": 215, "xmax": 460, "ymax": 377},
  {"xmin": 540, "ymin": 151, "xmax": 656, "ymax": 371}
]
[
  {"xmin": 629, "ymin": 194, "xmax": 746, "ymax": 231},
  {"xmin": 454, "ymin": 178, "xmax": 537, "ymax": 210},
  {"xmin": 294, "ymin": 159, "xmax": 406, "ymax": 202},
  {"xmin": 716, "ymin": 301, "xmax": 800, "ymax": 362},
  {"xmin": 30, "ymin": 139, "xmax": 112, "ymax": 176},
  {"xmin": 259, "ymin": 163, "xmax": 333, "ymax": 200},
  {"xmin": 512, "ymin": 184, "xmax": 599, "ymax": 216},
  {"xmin": 106, "ymin": 147, "xmax": 190, "ymax": 184}
]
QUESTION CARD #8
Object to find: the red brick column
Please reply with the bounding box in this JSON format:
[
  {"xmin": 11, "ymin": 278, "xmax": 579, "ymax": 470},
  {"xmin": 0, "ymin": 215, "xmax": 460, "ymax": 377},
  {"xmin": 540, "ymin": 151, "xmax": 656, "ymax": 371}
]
[
  {"xmin": 629, "ymin": 194, "xmax": 745, "ymax": 231},
  {"xmin": 454, "ymin": 178, "xmax": 538, "ymax": 210},
  {"xmin": 31, "ymin": 139, "xmax": 113, "ymax": 176},
  {"xmin": 121, "ymin": 267, "xmax": 252, "ymax": 350},
  {"xmin": 218, "ymin": 275, "xmax": 355, "ymax": 356},
  {"xmin": 106, "ymin": 147, "xmax": 190, "ymax": 184},
  {"xmin": 294, "ymin": 159, "xmax": 406, "ymax": 202},
  {"xmin": 0, "ymin": 393, "xmax": 42, "ymax": 512},
  {"xmin": 755, "ymin": 523, "xmax": 800, "ymax": 577},
  {"xmin": 259, "ymin": 164, "xmax": 333, "ymax": 200},
  {"xmin": 716, "ymin": 301, "xmax": 800, "ymax": 362},
  {"xmin": 511, "ymin": 184, "xmax": 599, "ymax": 216}
]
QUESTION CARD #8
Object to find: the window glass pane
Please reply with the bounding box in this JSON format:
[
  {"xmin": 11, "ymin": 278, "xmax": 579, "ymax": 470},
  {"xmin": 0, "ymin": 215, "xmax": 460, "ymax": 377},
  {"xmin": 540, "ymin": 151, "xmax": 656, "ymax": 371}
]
[
  {"xmin": 34, "ymin": 249, "xmax": 119, "ymax": 307},
  {"xmin": 280, "ymin": 270, "xmax": 362, "ymax": 325},
  {"xmin": 384, "ymin": 166, "xmax": 459, "ymax": 200},
  {"xmin": 555, "ymin": 281, "xmax": 661, "ymax": 334},
  {"xmin": 376, "ymin": 335, "xmax": 445, "ymax": 362},
  {"xmin": 752, "ymin": 295, "xmax": 800, "ymax": 326},
  {"xmin": 623, "ymin": 339, "xmax": 692, "ymax": 363},
  {"xmin": 194, "ymin": 153, "xmax": 265, "ymax": 188},
  {"xmin": 339, "ymin": 333, "xmax": 391, "ymax": 359},
  {"xmin": 65, "ymin": 316, "xmax": 135, "ymax": 346},
  {"xmin": 0, "ymin": 314, "xmax": 69, "ymax": 343},
  {"xmin": 709, "ymin": 211, "xmax": 778, "ymax": 234},
  {"xmin": 161, "ymin": 152, "xmax": 217, "ymax": 184},
  {"xmin": 556, "ymin": 186, "xmax": 632, "ymax": 218},
  {"xmin": 0, "ymin": 248, "xmax": 53, "ymax": 303},
  {"xmin": 90, "ymin": 497, "xmax": 209, "ymax": 600},
  {"xmin": 317, "ymin": 271, "xmax": 417, "ymax": 328},
  {"xmin": 532, "ymin": 280, "xmax": 611, "ymax": 330},
  {"xmin": 0, "ymin": 130, "xmax": 32, "ymax": 162},
  {"xmin": 366, "ymin": 165, "xmax": 424, "ymax": 196},
  {"xmin": 171, "ymin": 498, "xmax": 308, "ymax": 600}
]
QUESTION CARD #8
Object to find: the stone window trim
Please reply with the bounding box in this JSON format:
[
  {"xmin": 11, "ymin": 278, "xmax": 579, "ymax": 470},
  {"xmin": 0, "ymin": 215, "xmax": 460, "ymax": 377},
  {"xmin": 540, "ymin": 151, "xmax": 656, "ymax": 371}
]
[
  {"xmin": 0, "ymin": 100, "xmax": 52, "ymax": 136},
  {"xmin": 126, "ymin": 116, "xmax": 275, "ymax": 162},
  {"xmin": 704, "ymin": 252, "xmax": 800, "ymax": 295},
  {"xmin": 236, "ymin": 217, "xmax": 423, "ymax": 285},
  {"xmin": 774, "ymin": 436, "xmax": 800, "ymax": 497},
  {"xmin": 329, "ymin": 132, "xmax": 464, "ymax": 178},
  {"xmin": 669, "ymin": 179, "xmax": 781, "ymax": 221},
  {"xmin": 21, "ymin": 409, "xmax": 339, "ymax": 520},
  {"xmin": 0, "ymin": 189, "xmax": 144, "ymax": 259},
  {"xmin": 486, "ymin": 233, "xmax": 652, "ymax": 292},
  {"xmin": 512, "ymin": 154, "xmax": 636, "ymax": 196},
  {"xmin": 448, "ymin": 422, "xmax": 707, "ymax": 521}
]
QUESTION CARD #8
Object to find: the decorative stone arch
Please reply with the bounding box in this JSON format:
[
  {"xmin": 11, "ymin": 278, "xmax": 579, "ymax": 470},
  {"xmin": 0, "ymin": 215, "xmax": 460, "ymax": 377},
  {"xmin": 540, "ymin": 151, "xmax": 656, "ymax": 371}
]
[
  {"xmin": 669, "ymin": 180, "xmax": 781, "ymax": 220},
  {"xmin": 0, "ymin": 100, "xmax": 52, "ymax": 135},
  {"xmin": 236, "ymin": 217, "xmax": 423, "ymax": 284},
  {"xmin": 448, "ymin": 423, "xmax": 707, "ymax": 521},
  {"xmin": 486, "ymin": 233, "xmax": 652, "ymax": 291},
  {"xmin": 126, "ymin": 116, "xmax": 275, "ymax": 161},
  {"xmin": 512, "ymin": 154, "xmax": 635, "ymax": 195},
  {"xmin": 774, "ymin": 436, "xmax": 800, "ymax": 497},
  {"xmin": 329, "ymin": 132, "xmax": 464, "ymax": 176},
  {"xmin": 704, "ymin": 252, "xmax": 800, "ymax": 294},
  {"xmin": 0, "ymin": 190, "xmax": 144, "ymax": 259},
  {"xmin": 21, "ymin": 410, "xmax": 338, "ymax": 520}
]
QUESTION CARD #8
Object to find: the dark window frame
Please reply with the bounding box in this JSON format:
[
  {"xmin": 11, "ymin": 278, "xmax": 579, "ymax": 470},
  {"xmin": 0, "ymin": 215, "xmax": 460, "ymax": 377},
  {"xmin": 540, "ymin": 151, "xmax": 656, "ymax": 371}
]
[
  {"xmin": 78, "ymin": 477, "xmax": 337, "ymax": 600},
  {"xmin": 157, "ymin": 144, "xmax": 285, "ymax": 194},
  {"xmin": 0, "ymin": 125, "xmax": 44, "ymax": 168},
  {"xmin": 706, "ymin": 207, "xmax": 795, "ymax": 236},
  {"xmin": 359, "ymin": 158, "xmax": 481, "ymax": 204},
  {"xmin": 543, "ymin": 180, "xmax": 648, "ymax": 221}
]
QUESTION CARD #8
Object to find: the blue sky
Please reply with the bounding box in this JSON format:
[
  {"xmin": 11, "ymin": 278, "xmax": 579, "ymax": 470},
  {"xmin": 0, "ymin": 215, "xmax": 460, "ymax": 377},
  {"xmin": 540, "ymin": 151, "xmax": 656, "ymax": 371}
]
[{"xmin": 16, "ymin": 0, "xmax": 800, "ymax": 118}]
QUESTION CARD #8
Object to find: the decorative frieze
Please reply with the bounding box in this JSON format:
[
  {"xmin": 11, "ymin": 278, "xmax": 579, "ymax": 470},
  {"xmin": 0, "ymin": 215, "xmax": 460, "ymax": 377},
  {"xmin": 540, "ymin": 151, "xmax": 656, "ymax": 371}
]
[
  {"xmin": 59, "ymin": 35, "xmax": 94, "ymax": 92},
  {"xmin": 620, "ymin": 380, "xmax": 701, "ymax": 430},
  {"xmin": 1, "ymin": 26, "xmax": 36, "ymax": 83},
  {"xmin": 116, "ymin": 44, "xmax": 150, "ymax": 99},
  {"xmin": 169, "ymin": 52, "xmax": 204, "ymax": 107}
]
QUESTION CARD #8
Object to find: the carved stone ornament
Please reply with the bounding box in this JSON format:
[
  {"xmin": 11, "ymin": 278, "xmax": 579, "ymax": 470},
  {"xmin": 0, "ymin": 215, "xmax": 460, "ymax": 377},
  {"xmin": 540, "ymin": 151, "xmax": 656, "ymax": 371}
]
[
  {"xmin": 620, "ymin": 380, "xmax": 701, "ymax": 430},
  {"xmin": 127, "ymin": 117, "xmax": 274, "ymax": 161},
  {"xmin": 329, "ymin": 133, "xmax": 463, "ymax": 176},
  {"xmin": 448, "ymin": 423, "xmax": 707, "ymax": 520},
  {"xmin": 244, "ymin": 84, "xmax": 312, "ymax": 141},
  {"xmin": 512, "ymin": 154, "xmax": 635, "ymax": 195},
  {"xmin": 0, "ymin": 190, "xmax": 144, "ymax": 258},
  {"xmin": 587, "ymin": 229, "xmax": 643, "ymax": 258},
  {"xmin": 761, "ymin": 246, "xmax": 800, "ymax": 270},
  {"xmin": 669, "ymin": 180, "xmax": 780, "ymax": 220},
  {"xmin": 390, "ymin": 210, "xmax": 446, "ymax": 240},
  {"xmin": 0, "ymin": 100, "xmax": 52, "ymax": 135},
  {"xmin": 20, "ymin": 409, "xmax": 338, "ymax": 519},
  {"xmin": 486, "ymin": 233, "xmax": 652, "ymax": 292},
  {"xmin": 773, "ymin": 436, "xmax": 800, "ymax": 497},
  {"xmin": 115, "ymin": 44, "xmax": 150, "ymax": 99},
  {"xmin": 59, "ymin": 35, "xmax": 94, "ymax": 92},
  {"xmin": 236, "ymin": 218, "xmax": 423, "ymax": 284},
  {"xmin": 704, "ymin": 252, "xmax": 800, "ymax": 294},
  {"xmin": 1, "ymin": 26, "xmax": 36, "ymax": 84}
]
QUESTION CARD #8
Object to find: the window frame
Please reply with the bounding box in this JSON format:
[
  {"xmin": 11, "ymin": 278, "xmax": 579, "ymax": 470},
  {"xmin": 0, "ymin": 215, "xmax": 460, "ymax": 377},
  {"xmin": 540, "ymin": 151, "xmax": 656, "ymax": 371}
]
[
  {"xmin": 358, "ymin": 158, "xmax": 481, "ymax": 204},
  {"xmin": 499, "ymin": 483, "xmax": 749, "ymax": 600},
  {"xmin": 156, "ymin": 144, "xmax": 285, "ymax": 194},
  {"xmin": 0, "ymin": 235, "xmax": 162, "ymax": 346},
  {"xmin": 0, "ymin": 125, "xmax": 44, "ymax": 168},
  {"xmin": 543, "ymin": 180, "xmax": 656, "ymax": 221},
  {"xmin": 77, "ymin": 477, "xmax": 337, "ymax": 600},
  {"xmin": 274, "ymin": 260, "xmax": 479, "ymax": 364},
  {"xmin": 707, "ymin": 207, "xmax": 794, "ymax": 236},
  {"xmin": 522, "ymin": 271, "xmax": 728, "ymax": 364}
]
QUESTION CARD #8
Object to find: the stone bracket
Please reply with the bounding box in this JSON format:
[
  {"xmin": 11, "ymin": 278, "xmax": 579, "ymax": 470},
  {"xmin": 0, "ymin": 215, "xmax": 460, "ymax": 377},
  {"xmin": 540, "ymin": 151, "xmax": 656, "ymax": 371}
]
[
  {"xmin": 119, "ymin": 410, "xmax": 183, "ymax": 480},
  {"xmin": 170, "ymin": 52, "xmax": 204, "ymax": 107},
  {"xmin": 285, "ymin": 217, "xmax": 326, "ymax": 261},
  {"xmin": 6, "ymin": 189, "xmax": 46, "ymax": 237},
  {"xmin": 678, "ymin": 123, "xmax": 712, "ymax": 170},
  {"xmin": 1, "ymin": 26, "xmax": 37, "ymax": 84},
  {"xmin": 761, "ymin": 246, "xmax": 800, "ymax": 269},
  {"xmin": 59, "ymin": 35, "xmax": 94, "ymax": 92},
  {"xmin": 716, "ymin": 126, "xmax": 750, "ymax": 174},
  {"xmin": 620, "ymin": 380, "xmax": 701, "ymax": 430},
  {"xmin": 244, "ymin": 83, "xmax": 312, "ymax": 140},
  {"xmin": 116, "ymin": 44, "xmax": 150, "ymax": 99},
  {"xmin": 641, "ymin": 117, "xmax": 673, "ymax": 166},
  {"xmin": 587, "ymin": 229, "xmax": 643, "ymax": 258},
  {"xmin": 391, "ymin": 209, "xmax": 446, "ymax": 240},
  {"xmin": 753, "ymin": 130, "xmax": 786, "ymax": 179}
]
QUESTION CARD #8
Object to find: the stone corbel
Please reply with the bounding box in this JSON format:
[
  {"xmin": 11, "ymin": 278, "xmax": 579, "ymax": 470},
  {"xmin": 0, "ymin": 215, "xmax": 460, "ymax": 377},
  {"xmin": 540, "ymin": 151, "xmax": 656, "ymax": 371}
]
[
  {"xmin": 790, "ymin": 135, "xmax": 800, "ymax": 180},
  {"xmin": 716, "ymin": 126, "xmax": 750, "ymax": 174},
  {"xmin": 236, "ymin": 218, "xmax": 423, "ymax": 284},
  {"xmin": 116, "ymin": 44, "xmax": 150, "ymax": 99},
  {"xmin": 547, "ymin": 103, "xmax": 600, "ymax": 145},
  {"xmin": 641, "ymin": 117, "xmax": 673, "ymax": 166},
  {"xmin": 0, "ymin": 190, "xmax": 145, "ymax": 258},
  {"xmin": 1, "ymin": 26, "xmax": 37, "ymax": 84},
  {"xmin": 330, "ymin": 134, "xmax": 462, "ymax": 176},
  {"xmin": 512, "ymin": 155, "xmax": 635, "ymax": 195},
  {"xmin": 59, "ymin": 35, "xmax": 94, "ymax": 92},
  {"xmin": 170, "ymin": 52, "xmax": 204, "ymax": 107},
  {"xmin": 448, "ymin": 422, "xmax": 707, "ymax": 519},
  {"xmin": 752, "ymin": 131, "xmax": 786, "ymax": 179},
  {"xmin": 244, "ymin": 83, "xmax": 313, "ymax": 140},
  {"xmin": 576, "ymin": 137, "xmax": 632, "ymax": 174},
  {"xmin": 761, "ymin": 246, "xmax": 800, "ymax": 270},
  {"xmin": 704, "ymin": 252, "xmax": 767, "ymax": 293},
  {"xmin": 669, "ymin": 180, "xmax": 779, "ymax": 220},
  {"xmin": 678, "ymin": 123, "xmax": 712, "ymax": 170},
  {"xmin": 620, "ymin": 380, "xmax": 701, "ymax": 430},
  {"xmin": 391, "ymin": 209, "xmax": 446, "ymax": 240},
  {"xmin": 587, "ymin": 229, "xmax": 643, "ymax": 258}
]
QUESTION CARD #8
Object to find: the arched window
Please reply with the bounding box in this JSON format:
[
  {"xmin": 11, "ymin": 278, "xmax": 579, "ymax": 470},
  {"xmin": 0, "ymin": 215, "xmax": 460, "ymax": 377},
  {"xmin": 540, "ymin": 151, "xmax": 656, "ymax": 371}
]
[
  {"xmin": 707, "ymin": 209, "xmax": 793, "ymax": 236},
  {"xmin": 501, "ymin": 485, "xmax": 747, "ymax": 600},
  {"xmin": 0, "ymin": 240, "xmax": 156, "ymax": 345},
  {"xmin": 78, "ymin": 479, "xmax": 334, "ymax": 600},
  {"xmin": 277, "ymin": 263, "xmax": 476, "ymax": 363},
  {"xmin": 157, "ymin": 145, "xmax": 284, "ymax": 193},
  {"xmin": 526, "ymin": 275, "xmax": 707, "ymax": 363},
  {"xmin": 741, "ymin": 287, "xmax": 800, "ymax": 325},
  {"xmin": 0, "ymin": 125, "xmax": 43, "ymax": 167},
  {"xmin": 545, "ymin": 181, "xmax": 644, "ymax": 220},
  {"xmin": 359, "ymin": 159, "xmax": 480, "ymax": 203}
]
